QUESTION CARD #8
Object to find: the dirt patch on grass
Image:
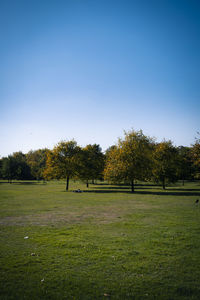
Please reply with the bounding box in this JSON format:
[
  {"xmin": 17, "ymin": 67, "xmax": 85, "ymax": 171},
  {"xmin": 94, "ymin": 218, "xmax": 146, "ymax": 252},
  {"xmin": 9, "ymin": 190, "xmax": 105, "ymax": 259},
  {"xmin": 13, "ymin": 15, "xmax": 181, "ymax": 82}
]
[
  {"xmin": 0, "ymin": 209, "xmax": 122, "ymax": 226},
  {"xmin": 0, "ymin": 200, "xmax": 156, "ymax": 227}
]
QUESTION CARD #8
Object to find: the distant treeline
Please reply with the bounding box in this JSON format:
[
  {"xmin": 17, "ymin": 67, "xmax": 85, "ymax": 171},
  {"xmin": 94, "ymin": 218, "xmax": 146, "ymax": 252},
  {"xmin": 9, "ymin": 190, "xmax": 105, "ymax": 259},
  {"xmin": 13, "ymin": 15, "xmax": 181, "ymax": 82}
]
[{"xmin": 0, "ymin": 130, "xmax": 199, "ymax": 192}]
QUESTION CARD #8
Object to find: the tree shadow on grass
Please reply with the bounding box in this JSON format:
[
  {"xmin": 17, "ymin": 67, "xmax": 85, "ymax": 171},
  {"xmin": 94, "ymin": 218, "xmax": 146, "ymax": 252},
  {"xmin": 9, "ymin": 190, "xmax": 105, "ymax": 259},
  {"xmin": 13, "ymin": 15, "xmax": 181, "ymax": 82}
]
[
  {"xmin": 82, "ymin": 189, "xmax": 200, "ymax": 196},
  {"xmin": 94, "ymin": 182, "xmax": 160, "ymax": 187},
  {"xmin": 167, "ymin": 188, "xmax": 200, "ymax": 192},
  {"xmin": 93, "ymin": 186, "xmax": 164, "ymax": 191},
  {"xmin": 18, "ymin": 182, "xmax": 38, "ymax": 185},
  {"xmin": 93, "ymin": 185, "xmax": 200, "ymax": 192},
  {"xmin": 93, "ymin": 186, "xmax": 130, "ymax": 190},
  {"xmin": 134, "ymin": 190, "xmax": 200, "ymax": 196},
  {"xmin": 0, "ymin": 181, "xmax": 46, "ymax": 185}
]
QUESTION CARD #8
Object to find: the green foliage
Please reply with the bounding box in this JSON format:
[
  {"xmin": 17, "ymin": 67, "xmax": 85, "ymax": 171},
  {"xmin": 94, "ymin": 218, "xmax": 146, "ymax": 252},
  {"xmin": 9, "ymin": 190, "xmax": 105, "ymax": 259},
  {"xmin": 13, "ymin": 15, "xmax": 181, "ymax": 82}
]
[
  {"xmin": 104, "ymin": 145, "xmax": 126, "ymax": 183},
  {"xmin": 1, "ymin": 152, "xmax": 32, "ymax": 182},
  {"xmin": 1, "ymin": 129, "xmax": 200, "ymax": 191},
  {"xmin": 120, "ymin": 130, "xmax": 154, "ymax": 181},
  {"xmin": 44, "ymin": 140, "xmax": 81, "ymax": 190},
  {"xmin": 177, "ymin": 146, "xmax": 193, "ymax": 183},
  {"xmin": 104, "ymin": 130, "xmax": 154, "ymax": 192},
  {"xmin": 78, "ymin": 144, "xmax": 105, "ymax": 187},
  {"xmin": 26, "ymin": 149, "xmax": 48, "ymax": 180},
  {"xmin": 0, "ymin": 158, "xmax": 2, "ymax": 178},
  {"xmin": 191, "ymin": 133, "xmax": 200, "ymax": 179},
  {"xmin": 104, "ymin": 145, "xmax": 117, "ymax": 158},
  {"xmin": 152, "ymin": 141, "xmax": 179, "ymax": 189}
]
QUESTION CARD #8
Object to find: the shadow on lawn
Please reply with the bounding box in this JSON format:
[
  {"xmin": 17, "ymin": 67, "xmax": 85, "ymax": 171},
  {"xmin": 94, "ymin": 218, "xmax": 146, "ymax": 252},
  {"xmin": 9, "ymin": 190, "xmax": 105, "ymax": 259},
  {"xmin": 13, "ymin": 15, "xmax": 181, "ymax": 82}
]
[
  {"xmin": 93, "ymin": 185, "xmax": 200, "ymax": 192},
  {"xmin": 18, "ymin": 181, "xmax": 47, "ymax": 185},
  {"xmin": 95, "ymin": 182, "xmax": 160, "ymax": 187},
  {"xmin": 93, "ymin": 186, "xmax": 130, "ymax": 190},
  {"xmin": 83, "ymin": 189, "xmax": 200, "ymax": 196},
  {"xmin": 0, "ymin": 181, "xmax": 46, "ymax": 185}
]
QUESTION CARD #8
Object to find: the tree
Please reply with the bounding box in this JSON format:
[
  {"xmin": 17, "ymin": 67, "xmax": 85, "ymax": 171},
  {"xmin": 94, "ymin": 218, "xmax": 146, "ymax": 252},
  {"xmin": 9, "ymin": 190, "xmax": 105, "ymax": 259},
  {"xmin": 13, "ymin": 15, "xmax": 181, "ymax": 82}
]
[
  {"xmin": 13, "ymin": 152, "xmax": 32, "ymax": 180},
  {"xmin": 104, "ymin": 145, "xmax": 126, "ymax": 184},
  {"xmin": 78, "ymin": 144, "xmax": 105, "ymax": 187},
  {"xmin": 43, "ymin": 140, "xmax": 81, "ymax": 190},
  {"xmin": 1, "ymin": 156, "xmax": 16, "ymax": 183},
  {"xmin": 177, "ymin": 146, "xmax": 193, "ymax": 185},
  {"xmin": 0, "ymin": 158, "xmax": 2, "ymax": 179},
  {"xmin": 105, "ymin": 145, "xmax": 117, "ymax": 158},
  {"xmin": 152, "ymin": 141, "xmax": 179, "ymax": 189},
  {"xmin": 104, "ymin": 130, "xmax": 154, "ymax": 192},
  {"xmin": 190, "ymin": 133, "xmax": 200, "ymax": 180},
  {"xmin": 26, "ymin": 149, "xmax": 48, "ymax": 180},
  {"xmin": 1, "ymin": 152, "xmax": 32, "ymax": 182}
]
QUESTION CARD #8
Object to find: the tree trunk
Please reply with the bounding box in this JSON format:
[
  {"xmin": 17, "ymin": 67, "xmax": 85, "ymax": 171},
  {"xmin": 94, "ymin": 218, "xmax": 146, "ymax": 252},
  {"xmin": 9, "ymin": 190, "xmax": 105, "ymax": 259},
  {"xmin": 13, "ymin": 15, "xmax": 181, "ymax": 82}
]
[
  {"xmin": 131, "ymin": 179, "xmax": 135, "ymax": 193},
  {"xmin": 86, "ymin": 180, "xmax": 89, "ymax": 188},
  {"xmin": 162, "ymin": 177, "xmax": 165, "ymax": 190},
  {"xmin": 66, "ymin": 176, "xmax": 69, "ymax": 191},
  {"xmin": 182, "ymin": 178, "xmax": 184, "ymax": 186}
]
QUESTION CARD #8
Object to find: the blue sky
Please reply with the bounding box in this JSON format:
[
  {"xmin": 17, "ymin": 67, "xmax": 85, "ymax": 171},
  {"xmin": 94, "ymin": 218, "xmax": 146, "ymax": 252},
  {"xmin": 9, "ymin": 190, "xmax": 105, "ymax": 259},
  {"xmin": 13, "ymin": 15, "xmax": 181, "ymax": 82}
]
[{"xmin": 0, "ymin": 0, "xmax": 199, "ymax": 156}]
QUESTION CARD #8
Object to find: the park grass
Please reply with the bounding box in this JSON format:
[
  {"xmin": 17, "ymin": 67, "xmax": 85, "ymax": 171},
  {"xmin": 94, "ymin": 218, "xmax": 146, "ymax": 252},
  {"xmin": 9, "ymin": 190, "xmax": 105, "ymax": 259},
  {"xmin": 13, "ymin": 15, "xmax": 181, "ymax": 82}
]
[{"xmin": 0, "ymin": 180, "xmax": 200, "ymax": 299}]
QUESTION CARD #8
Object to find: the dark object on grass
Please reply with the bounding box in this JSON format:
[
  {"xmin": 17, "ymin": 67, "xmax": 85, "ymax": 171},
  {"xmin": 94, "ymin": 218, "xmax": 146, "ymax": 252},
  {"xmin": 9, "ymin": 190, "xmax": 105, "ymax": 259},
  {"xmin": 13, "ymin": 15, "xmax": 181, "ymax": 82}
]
[
  {"xmin": 73, "ymin": 189, "xmax": 83, "ymax": 193},
  {"xmin": 195, "ymin": 199, "xmax": 199, "ymax": 204}
]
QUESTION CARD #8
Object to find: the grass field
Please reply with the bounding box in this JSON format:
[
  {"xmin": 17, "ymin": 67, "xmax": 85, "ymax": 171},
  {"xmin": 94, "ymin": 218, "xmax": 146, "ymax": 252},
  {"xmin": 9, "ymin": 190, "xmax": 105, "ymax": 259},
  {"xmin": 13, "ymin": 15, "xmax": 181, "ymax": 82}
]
[{"xmin": 0, "ymin": 180, "xmax": 200, "ymax": 300}]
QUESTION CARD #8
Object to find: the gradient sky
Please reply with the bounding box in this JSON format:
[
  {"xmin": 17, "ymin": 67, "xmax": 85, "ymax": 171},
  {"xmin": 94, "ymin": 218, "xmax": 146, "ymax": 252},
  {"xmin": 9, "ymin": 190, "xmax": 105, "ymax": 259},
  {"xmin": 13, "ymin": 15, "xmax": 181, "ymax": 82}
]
[{"xmin": 1, "ymin": 0, "xmax": 200, "ymax": 157}]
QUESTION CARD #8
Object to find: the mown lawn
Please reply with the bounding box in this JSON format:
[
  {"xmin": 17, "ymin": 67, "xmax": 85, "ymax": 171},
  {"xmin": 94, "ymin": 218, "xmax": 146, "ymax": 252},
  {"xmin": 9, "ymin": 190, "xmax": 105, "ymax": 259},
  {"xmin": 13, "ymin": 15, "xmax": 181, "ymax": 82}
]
[{"xmin": 0, "ymin": 180, "xmax": 200, "ymax": 299}]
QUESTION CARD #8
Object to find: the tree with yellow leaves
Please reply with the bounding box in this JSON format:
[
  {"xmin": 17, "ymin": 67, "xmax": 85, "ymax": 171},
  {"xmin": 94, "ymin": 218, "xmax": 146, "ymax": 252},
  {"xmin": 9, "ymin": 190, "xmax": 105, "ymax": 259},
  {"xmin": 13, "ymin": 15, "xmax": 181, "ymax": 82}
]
[
  {"xmin": 26, "ymin": 148, "xmax": 48, "ymax": 180},
  {"xmin": 44, "ymin": 140, "xmax": 81, "ymax": 190},
  {"xmin": 152, "ymin": 140, "xmax": 179, "ymax": 189},
  {"xmin": 104, "ymin": 130, "xmax": 154, "ymax": 192},
  {"xmin": 78, "ymin": 144, "xmax": 105, "ymax": 187},
  {"xmin": 191, "ymin": 132, "xmax": 200, "ymax": 180}
]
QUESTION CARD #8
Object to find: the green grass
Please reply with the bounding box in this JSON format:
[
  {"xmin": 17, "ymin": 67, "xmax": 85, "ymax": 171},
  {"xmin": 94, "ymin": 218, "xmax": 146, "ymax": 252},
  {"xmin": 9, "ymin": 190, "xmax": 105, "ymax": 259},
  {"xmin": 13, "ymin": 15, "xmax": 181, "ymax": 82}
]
[{"xmin": 0, "ymin": 180, "xmax": 200, "ymax": 299}]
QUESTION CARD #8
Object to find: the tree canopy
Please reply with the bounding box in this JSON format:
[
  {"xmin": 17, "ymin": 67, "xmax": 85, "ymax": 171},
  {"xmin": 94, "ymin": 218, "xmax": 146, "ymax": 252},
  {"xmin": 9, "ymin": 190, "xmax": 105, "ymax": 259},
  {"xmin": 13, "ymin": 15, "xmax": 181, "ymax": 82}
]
[
  {"xmin": 78, "ymin": 144, "xmax": 104, "ymax": 187},
  {"xmin": 191, "ymin": 133, "xmax": 200, "ymax": 180},
  {"xmin": 104, "ymin": 130, "xmax": 154, "ymax": 192},
  {"xmin": 43, "ymin": 141, "xmax": 81, "ymax": 190},
  {"xmin": 26, "ymin": 149, "xmax": 48, "ymax": 180},
  {"xmin": 152, "ymin": 141, "xmax": 179, "ymax": 189},
  {"xmin": 1, "ymin": 152, "xmax": 31, "ymax": 182}
]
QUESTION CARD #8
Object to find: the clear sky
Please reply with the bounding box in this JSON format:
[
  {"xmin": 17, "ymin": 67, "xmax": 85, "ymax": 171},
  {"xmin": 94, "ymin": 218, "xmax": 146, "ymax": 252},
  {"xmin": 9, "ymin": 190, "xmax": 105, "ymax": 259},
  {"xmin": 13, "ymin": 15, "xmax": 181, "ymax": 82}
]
[{"xmin": 0, "ymin": 0, "xmax": 199, "ymax": 157}]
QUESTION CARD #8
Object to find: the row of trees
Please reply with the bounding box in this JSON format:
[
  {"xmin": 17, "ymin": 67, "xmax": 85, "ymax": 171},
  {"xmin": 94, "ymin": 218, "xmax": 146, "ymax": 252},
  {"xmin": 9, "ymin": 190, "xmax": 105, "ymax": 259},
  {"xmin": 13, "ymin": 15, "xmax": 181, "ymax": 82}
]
[
  {"xmin": 104, "ymin": 130, "xmax": 197, "ymax": 192},
  {"xmin": 0, "ymin": 143, "xmax": 104, "ymax": 190},
  {"xmin": 0, "ymin": 130, "xmax": 199, "ymax": 191},
  {"xmin": 0, "ymin": 149, "xmax": 48, "ymax": 183},
  {"xmin": 43, "ymin": 142, "xmax": 104, "ymax": 190}
]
